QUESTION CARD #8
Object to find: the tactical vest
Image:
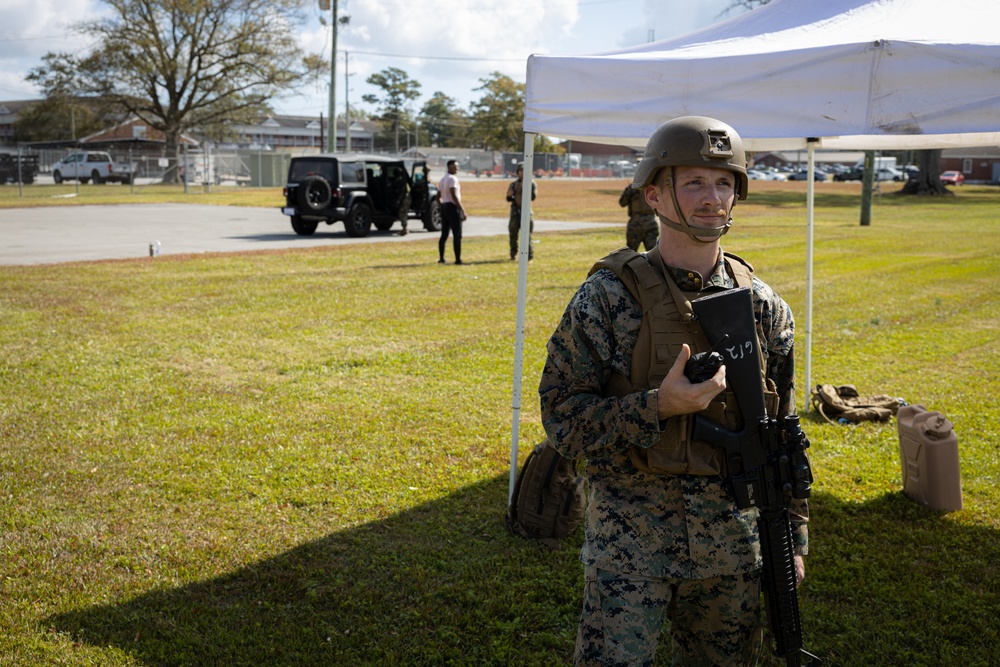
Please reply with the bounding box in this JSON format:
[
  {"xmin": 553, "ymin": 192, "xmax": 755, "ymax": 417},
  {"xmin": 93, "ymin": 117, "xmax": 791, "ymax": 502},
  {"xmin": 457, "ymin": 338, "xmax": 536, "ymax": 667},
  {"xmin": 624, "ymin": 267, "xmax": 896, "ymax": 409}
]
[{"xmin": 590, "ymin": 248, "xmax": 779, "ymax": 476}]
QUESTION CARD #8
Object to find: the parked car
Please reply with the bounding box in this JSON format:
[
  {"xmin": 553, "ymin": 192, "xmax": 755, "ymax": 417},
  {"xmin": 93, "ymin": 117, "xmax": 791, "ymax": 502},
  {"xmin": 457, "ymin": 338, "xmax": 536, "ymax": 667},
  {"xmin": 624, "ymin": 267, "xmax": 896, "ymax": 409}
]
[
  {"xmin": 747, "ymin": 168, "xmax": 788, "ymax": 181},
  {"xmin": 0, "ymin": 153, "xmax": 39, "ymax": 184},
  {"xmin": 280, "ymin": 154, "xmax": 441, "ymax": 237},
  {"xmin": 940, "ymin": 170, "xmax": 965, "ymax": 185},
  {"xmin": 833, "ymin": 166, "xmax": 905, "ymax": 182},
  {"xmin": 787, "ymin": 169, "xmax": 828, "ymax": 181},
  {"xmin": 878, "ymin": 167, "xmax": 905, "ymax": 182},
  {"xmin": 51, "ymin": 151, "xmax": 136, "ymax": 184},
  {"xmin": 833, "ymin": 167, "xmax": 862, "ymax": 182}
]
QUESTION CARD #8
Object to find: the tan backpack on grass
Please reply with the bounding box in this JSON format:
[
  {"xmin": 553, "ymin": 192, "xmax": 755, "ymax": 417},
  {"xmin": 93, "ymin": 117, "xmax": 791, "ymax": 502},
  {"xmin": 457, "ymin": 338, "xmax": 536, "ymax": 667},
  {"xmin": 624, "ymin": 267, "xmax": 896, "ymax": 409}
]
[
  {"xmin": 811, "ymin": 384, "xmax": 905, "ymax": 424},
  {"xmin": 506, "ymin": 440, "xmax": 585, "ymax": 548}
]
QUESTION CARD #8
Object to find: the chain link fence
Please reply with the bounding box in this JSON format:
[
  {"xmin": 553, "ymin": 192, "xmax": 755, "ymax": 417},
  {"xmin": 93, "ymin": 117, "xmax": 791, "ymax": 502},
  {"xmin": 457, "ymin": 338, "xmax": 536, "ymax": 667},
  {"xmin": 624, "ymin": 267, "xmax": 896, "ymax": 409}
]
[{"xmin": 3, "ymin": 145, "xmax": 636, "ymax": 192}]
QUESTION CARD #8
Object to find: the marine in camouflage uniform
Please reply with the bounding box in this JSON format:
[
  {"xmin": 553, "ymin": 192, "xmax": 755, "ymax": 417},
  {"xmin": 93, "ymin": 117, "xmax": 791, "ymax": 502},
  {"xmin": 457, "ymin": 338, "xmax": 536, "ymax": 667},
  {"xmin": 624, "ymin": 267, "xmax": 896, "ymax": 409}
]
[
  {"xmin": 508, "ymin": 164, "xmax": 537, "ymax": 260},
  {"xmin": 619, "ymin": 183, "xmax": 658, "ymax": 251},
  {"xmin": 539, "ymin": 117, "xmax": 810, "ymax": 667}
]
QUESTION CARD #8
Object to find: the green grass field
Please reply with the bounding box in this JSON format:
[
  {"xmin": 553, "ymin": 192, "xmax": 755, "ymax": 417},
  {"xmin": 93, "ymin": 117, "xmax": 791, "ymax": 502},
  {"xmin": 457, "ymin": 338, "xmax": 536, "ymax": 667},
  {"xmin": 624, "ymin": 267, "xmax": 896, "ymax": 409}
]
[{"xmin": 1, "ymin": 182, "xmax": 998, "ymax": 665}]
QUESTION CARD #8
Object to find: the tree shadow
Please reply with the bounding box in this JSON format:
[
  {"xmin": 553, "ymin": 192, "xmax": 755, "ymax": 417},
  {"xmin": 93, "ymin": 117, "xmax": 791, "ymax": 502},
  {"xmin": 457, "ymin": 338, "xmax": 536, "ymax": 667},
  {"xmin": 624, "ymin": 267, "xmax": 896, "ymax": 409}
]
[
  {"xmin": 46, "ymin": 474, "xmax": 583, "ymax": 666},
  {"xmin": 44, "ymin": 478, "xmax": 999, "ymax": 666}
]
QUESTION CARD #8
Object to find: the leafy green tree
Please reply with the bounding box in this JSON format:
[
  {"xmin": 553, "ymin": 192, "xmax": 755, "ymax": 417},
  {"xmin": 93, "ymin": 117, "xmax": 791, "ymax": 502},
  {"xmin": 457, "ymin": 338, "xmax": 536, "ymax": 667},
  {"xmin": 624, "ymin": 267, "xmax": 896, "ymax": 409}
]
[
  {"xmin": 419, "ymin": 91, "xmax": 468, "ymax": 148},
  {"xmin": 362, "ymin": 67, "xmax": 422, "ymax": 154},
  {"xmin": 19, "ymin": 54, "xmax": 109, "ymax": 141},
  {"xmin": 26, "ymin": 0, "xmax": 320, "ymax": 161},
  {"xmin": 468, "ymin": 72, "xmax": 525, "ymax": 152}
]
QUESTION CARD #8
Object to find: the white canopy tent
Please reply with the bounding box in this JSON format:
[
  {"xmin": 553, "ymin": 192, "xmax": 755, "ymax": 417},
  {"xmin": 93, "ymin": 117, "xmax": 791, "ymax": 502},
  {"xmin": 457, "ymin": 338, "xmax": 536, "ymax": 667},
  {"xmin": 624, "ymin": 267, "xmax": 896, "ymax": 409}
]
[{"xmin": 508, "ymin": 0, "xmax": 1000, "ymax": 498}]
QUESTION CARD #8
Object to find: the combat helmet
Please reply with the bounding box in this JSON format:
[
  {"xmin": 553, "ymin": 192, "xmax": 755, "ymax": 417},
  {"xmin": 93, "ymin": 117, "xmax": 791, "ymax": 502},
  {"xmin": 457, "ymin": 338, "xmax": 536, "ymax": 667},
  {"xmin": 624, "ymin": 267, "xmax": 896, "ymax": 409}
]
[{"xmin": 632, "ymin": 116, "xmax": 748, "ymax": 241}]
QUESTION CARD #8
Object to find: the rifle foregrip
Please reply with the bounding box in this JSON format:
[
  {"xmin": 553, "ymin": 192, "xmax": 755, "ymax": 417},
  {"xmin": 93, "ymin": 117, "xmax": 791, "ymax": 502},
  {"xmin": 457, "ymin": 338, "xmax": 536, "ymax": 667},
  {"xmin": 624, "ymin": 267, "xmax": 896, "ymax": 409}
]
[{"xmin": 759, "ymin": 508, "xmax": 822, "ymax": 666}]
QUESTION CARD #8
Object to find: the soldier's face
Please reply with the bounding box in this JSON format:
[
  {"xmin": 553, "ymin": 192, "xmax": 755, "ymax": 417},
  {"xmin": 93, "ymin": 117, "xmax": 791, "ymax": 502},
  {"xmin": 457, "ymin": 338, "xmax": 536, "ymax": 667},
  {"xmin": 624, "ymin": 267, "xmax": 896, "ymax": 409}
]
[{"xmin": 646, "ymin": 166, "xmax": 735, "ymax": 231}]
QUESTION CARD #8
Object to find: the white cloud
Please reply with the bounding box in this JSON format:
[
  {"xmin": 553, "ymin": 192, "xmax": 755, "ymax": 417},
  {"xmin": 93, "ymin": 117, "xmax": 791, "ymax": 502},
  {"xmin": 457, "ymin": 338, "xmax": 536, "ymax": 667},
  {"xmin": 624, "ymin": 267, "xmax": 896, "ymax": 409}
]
[
  {"xmin": 0, "ymin": 0, "xmax": 744, "ymax": 122},
  {"xmin": 0, "ymin": 0, "xmax": 107, "ymax": 97}
]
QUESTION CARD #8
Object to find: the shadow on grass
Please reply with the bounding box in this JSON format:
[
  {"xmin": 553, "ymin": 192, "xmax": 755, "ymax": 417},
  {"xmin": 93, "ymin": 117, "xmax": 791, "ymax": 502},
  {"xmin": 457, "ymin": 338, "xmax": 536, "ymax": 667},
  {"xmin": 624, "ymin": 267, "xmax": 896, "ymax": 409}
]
[
  {"xmin": 45, "ymin": 479, "xmax": 1000, "ymax": 666},
  {"xmin": 47, "ymin": 474, "xmax": 583, "ymax": 667},
  {"xmin": 229, "ymin": 228, "xmax": 408, "ymax": 243},
  {"xmin": 803, "ymin": 490, "xmax": 1000, "ymax": 666}
]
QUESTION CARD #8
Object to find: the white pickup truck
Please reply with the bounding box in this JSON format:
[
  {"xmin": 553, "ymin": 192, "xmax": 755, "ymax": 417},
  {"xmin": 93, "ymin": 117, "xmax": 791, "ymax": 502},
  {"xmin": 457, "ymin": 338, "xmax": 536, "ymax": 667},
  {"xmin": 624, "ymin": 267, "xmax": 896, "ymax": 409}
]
[{"xmin": 52, "ymin": 151, "xmax": 137, "ymax": 185}]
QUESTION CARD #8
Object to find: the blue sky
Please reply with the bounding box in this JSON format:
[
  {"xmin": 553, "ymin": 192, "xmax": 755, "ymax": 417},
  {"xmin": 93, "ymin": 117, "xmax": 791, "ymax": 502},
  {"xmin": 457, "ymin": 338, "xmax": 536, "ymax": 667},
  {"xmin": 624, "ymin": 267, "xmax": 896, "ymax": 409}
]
[{"xmin": 0, "ymin": 0, "xmax": 746, "ymax": 118}]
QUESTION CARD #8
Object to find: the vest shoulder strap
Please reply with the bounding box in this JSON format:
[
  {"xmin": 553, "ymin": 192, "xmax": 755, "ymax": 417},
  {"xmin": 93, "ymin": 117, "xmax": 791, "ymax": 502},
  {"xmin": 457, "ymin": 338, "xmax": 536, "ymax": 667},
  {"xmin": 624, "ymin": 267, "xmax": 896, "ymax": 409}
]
[
  {"xmin": 723, "ymin": 251, "xmax": 755, "ymax": 288},
  {"xmin": 590, "ymin": 248, "xmax": 666, "ymax": 314},
  {"xmin": 593, "ymin": 248, "xmax": 756, "ymax": 313}
]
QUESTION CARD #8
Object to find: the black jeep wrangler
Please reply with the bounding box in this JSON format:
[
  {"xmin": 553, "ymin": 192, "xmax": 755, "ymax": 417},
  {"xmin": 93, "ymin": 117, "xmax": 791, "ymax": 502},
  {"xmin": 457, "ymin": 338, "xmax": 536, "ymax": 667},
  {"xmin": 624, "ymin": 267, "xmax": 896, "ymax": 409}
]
[{"xmin": 281, "ymin": 154, "xmax": 441, "ymax": 237}]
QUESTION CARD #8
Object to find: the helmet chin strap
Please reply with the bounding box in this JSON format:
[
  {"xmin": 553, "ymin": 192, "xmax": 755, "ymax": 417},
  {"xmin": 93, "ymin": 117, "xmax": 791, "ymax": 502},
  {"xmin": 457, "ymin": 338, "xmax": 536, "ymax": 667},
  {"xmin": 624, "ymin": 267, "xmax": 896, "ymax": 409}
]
[{"xmin": 659, "ymin": 166, "xmax": 734, "ymax": 243}]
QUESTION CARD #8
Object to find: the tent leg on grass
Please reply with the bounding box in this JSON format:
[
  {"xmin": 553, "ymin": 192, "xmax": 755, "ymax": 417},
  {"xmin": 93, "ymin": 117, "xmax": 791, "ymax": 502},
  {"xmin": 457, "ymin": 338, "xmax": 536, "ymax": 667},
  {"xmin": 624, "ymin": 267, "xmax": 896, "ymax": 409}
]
[
  {"xmin": 509, "ymin": 133, "xmax": 536, "ymax": 502},
  {"xmin": 804, "ymin": 139, "xmax": 816, "ymax": 412}
]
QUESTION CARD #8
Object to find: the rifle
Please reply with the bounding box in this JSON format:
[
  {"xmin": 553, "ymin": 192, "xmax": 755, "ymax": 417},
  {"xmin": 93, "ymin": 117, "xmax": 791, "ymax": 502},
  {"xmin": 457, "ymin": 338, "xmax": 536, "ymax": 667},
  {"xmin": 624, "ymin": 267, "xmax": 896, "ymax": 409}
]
[{"xmin": 686, "ymin": 287, "xmax": 821, "ymax": 667}]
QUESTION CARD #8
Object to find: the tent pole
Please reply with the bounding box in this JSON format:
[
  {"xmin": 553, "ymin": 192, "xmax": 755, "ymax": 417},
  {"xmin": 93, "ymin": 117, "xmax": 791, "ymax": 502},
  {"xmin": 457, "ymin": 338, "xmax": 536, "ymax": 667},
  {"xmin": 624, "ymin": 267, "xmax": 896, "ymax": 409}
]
[
  {"xmin": 803, "ymin": 139, "xmax": 817, "ymax": 412},
  {"xmin": 509, "ymin": 133, "xmax": 536, "ymax": 502}
]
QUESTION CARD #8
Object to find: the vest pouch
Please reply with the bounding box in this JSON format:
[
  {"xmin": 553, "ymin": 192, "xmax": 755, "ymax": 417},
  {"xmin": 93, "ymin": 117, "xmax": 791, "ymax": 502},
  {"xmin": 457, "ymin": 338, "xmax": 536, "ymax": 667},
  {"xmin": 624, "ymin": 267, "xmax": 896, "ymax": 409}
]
[{"xmin": 629, "ymin": 398, "xmax": 728, "ymax": 476}]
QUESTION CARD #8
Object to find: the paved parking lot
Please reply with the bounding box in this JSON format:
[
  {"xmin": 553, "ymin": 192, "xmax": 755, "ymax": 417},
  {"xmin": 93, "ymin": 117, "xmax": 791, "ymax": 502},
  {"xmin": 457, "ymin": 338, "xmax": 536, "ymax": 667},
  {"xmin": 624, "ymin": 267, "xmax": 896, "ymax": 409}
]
[{"xmin": 0, "ymin": 204, "xmax": 613, "ymax": 265}]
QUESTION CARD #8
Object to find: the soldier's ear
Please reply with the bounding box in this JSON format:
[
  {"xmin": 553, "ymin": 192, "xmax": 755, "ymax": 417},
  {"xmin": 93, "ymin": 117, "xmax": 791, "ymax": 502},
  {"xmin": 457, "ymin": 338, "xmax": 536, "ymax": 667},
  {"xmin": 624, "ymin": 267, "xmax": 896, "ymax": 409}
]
[{"xmin": 643, "ymin": 184, "xmax": 662, "ymax": 210}]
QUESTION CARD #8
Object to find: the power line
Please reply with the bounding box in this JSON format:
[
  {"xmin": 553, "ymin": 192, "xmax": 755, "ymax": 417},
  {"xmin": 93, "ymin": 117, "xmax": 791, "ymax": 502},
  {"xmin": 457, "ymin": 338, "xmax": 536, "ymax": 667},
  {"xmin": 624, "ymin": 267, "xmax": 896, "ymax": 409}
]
[{"xmin": 343, "ymin": 49, "xmax": 525, "ymax": 63}]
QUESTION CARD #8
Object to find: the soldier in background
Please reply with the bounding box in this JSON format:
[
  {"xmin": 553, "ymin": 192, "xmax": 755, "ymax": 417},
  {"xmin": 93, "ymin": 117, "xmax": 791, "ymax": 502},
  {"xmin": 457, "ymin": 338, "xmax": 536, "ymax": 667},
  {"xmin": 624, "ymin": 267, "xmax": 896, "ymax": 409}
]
[
  {"xmin": 619, "ymin": 182, "xmax": 658, "ymax": 251},
  {"xmin": 507, "ymin": 164, "xmax": 537, "ymax": 260}
]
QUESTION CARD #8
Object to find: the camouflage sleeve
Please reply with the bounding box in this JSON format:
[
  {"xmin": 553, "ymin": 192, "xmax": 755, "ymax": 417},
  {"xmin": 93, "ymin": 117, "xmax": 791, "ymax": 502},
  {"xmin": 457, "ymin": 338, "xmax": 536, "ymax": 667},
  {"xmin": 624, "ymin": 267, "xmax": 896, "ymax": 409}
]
[
  {"xmin": 618, "ymin": 186, "xmax": 631, "ymax": 208},
  {"xmin": 754, "ymin": 277, "xmax": 809, "ymax": 555},
  {"xmin": 538, "ymin": 271, "xmax": 662, "ymax": 460},
  {"xmin": 755, "ymin": 279, "xmax": 796, "ymax": 418}
]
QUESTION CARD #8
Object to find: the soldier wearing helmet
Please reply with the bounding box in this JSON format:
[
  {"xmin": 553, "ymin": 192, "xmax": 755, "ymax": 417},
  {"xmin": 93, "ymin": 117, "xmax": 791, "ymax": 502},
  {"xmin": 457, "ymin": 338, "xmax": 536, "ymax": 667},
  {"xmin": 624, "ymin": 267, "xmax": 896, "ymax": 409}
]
[{"xmin": 539, "ymin": 117, "xmax": 809, "ymax": 666}]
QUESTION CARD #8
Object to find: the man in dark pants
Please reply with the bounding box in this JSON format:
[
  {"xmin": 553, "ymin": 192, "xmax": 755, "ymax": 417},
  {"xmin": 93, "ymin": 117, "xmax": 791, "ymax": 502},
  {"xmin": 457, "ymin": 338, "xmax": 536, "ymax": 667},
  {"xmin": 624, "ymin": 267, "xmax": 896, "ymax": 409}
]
[{"xmin": 437, "ymin": 159, "xmax": 466, "ymax": 264}]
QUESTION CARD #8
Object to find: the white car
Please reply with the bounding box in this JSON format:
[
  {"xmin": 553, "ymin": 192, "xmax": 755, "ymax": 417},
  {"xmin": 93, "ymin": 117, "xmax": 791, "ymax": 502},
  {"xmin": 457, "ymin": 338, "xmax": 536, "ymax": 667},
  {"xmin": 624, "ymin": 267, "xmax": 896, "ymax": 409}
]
[{"xmin": 748, "ymin": 169, "xmax": 787, "ymax": 181}]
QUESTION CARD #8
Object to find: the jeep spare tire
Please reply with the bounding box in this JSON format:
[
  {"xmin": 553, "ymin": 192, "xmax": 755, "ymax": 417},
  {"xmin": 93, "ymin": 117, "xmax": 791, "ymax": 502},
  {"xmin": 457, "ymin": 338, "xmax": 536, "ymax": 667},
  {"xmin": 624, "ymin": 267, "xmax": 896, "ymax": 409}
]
[{"xmin": 298, "ymin": 175, "xmax": 332, "ymax": 211}]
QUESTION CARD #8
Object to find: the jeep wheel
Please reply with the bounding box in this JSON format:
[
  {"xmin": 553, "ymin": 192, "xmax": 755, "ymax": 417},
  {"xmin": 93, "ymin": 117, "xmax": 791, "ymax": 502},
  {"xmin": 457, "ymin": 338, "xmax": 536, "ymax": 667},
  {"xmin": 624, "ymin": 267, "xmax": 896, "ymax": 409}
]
[
  {"xmin": 53, "ymin": 170, "xmax": 63, "ymax": 184},
  {"xmin": 91, "ymin": 170, "xmax": 104, "ymax": 185},
  {"xmin": 291, "ymin": 216, "xmax": 318, "ymax": 236},
  {"xmin": 374, "ymin": 218, "xmax": 394, "ymax": 232},
  {"xmin": 344, "ymin": 203, "xmax": 373, "ymax": 237},
  {"xmin": 422, "ymin": 198, "xmax": 442, "ymax": 232},
  {"xmin": 297, "ymin": 175, "xmax": 332, "ymax": 211}
]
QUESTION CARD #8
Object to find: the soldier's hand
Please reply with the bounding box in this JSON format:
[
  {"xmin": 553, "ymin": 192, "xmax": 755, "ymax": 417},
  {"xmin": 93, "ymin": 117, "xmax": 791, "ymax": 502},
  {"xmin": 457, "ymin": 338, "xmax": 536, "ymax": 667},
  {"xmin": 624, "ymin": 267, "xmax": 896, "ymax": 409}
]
[
  {"xmin": 656, "ymin": 344, "xmax": 726, "ymax": 420},
  {"xmin": 795, "ymin": 555, "xmax": 805, "ymax": 586}
]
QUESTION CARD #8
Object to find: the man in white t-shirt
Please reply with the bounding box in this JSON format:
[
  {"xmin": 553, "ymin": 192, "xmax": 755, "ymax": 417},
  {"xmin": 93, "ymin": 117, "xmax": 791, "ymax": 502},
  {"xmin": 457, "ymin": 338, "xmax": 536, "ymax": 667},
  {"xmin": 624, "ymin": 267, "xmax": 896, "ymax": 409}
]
[{"xmin": 437, "ymin": 160, "xmax": 466, "ymax": 265}]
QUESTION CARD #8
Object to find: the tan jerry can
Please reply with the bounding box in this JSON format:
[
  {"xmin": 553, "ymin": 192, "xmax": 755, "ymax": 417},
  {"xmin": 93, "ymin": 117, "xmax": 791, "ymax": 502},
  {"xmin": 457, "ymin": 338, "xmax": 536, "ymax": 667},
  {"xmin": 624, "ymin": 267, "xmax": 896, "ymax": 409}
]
[{"xmin": 897, "ymin": 405, "xmax": 963, "ymax": 512}]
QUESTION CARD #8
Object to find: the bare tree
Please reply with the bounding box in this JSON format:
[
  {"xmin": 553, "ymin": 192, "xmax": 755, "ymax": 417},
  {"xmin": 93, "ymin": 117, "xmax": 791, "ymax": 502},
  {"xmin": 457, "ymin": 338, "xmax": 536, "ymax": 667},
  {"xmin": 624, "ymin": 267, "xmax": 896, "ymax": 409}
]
[{"xmin": 28, "ymin": 0, "xmax": 321, "ymax": 162}]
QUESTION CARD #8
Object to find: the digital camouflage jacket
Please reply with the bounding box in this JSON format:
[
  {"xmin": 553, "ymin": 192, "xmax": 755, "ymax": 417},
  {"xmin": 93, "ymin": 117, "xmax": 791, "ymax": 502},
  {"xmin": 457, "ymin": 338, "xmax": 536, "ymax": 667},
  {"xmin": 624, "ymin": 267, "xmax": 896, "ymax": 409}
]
[{"xmin": 539, "ymin": 249, "xmax": 808, "ymax": 579}]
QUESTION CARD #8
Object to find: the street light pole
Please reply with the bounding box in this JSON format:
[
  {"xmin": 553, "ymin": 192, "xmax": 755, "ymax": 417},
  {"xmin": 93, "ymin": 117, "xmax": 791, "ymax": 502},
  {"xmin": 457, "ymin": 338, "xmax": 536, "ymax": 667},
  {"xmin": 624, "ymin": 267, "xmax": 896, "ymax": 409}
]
[
  {"xmin": 345, "ymin": 51, "xmax": 351, "ymax": 153},
  {"xmin": 327, "ymin": 0, "xmax": 338, "ymax": 153}
]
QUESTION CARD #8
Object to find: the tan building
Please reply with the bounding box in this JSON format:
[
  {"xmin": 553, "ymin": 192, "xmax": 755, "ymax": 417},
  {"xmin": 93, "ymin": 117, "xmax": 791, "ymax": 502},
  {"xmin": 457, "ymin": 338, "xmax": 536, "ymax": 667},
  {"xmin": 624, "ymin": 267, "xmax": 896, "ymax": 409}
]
[
  {"xmin": 941, "ymin": 146, "xmax": 1000, "ymax": 184},
  {"xmin": 0, "ymin": 100, "xmax": 38, "ymax": 146},
  {"xmin": 228, "ymin": 115, "xmax": 376, "ymax": 153}
]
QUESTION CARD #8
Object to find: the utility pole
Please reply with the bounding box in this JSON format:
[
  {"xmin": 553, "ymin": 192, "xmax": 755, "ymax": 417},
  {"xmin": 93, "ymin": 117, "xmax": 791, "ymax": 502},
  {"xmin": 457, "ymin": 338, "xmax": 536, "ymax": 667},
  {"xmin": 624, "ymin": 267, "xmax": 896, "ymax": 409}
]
[
  {"xmin": 345, "ymin": 51, "xmax": 351, "ymax": 153},
  {"xmin": 860, "ymin": 150, "xmax": 875, "ymax": 226},
  {"xmin": 327, "ymin": 0, "xmax": 338, "ymax": 153}
]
